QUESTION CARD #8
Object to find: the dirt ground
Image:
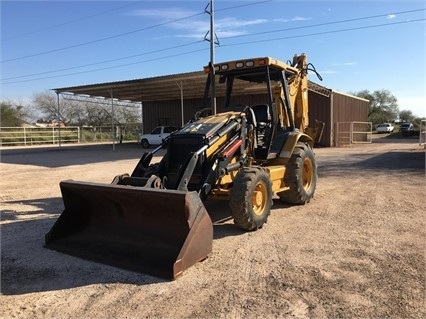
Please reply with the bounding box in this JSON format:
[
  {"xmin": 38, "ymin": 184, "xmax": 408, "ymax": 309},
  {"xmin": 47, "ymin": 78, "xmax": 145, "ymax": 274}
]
[{"xmin": 1, "ymin": 136, "xmax": 425, "ymax": 319}]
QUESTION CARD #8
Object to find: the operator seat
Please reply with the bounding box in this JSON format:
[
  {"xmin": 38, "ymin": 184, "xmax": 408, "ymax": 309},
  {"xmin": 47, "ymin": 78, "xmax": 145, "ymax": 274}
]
[
  {"xmin": 252, "ymin": 104, "xmax": 272, "ymax": 160},
  {"xmin": 253, "ymin": 104, "xmax": 271, "ymax": 126},
  {"xmin": 253, "ymin": 104, "xmax": 271, "ymax": 147}
]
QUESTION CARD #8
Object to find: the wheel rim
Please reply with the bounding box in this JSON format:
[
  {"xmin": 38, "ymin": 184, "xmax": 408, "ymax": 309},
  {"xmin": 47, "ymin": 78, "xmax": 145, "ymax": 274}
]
[
  {"xmin": 252, "ymin": 181, "xmax": 267, "ymax": 216},
  {"xmin": 302, "ymin": 157, "xmax": 314, "ymax": 190}
]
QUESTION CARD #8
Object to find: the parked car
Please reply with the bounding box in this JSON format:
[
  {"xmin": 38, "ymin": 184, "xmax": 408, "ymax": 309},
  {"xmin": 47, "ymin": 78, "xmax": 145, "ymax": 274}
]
[
  {"xmin": 139, "ymin": 126, "xmax": 178, "ymax": 148},
  {"xmin": 376, "ymin": 123, "xmax": 394, "ymax": 133},
  {"xmin": 399, "ymin": 122, "xmax": 417, "ymax": 137}
]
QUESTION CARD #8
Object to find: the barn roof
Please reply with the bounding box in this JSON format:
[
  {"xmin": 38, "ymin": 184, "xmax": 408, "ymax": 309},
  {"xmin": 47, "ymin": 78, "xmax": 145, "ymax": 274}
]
[
  {"xmin": 54, "ymin": 70, "xmax": 334, "ymax": 103},
  {"xmin": 54, "ymin": 71, "xmax": 215, "ymax": 102}
]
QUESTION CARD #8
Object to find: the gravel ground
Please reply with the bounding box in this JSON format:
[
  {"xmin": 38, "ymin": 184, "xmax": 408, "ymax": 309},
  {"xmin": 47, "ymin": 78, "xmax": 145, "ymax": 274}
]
[{"xmin": 1, "ymin": 136, "xmax": 425, "ymax": 319}]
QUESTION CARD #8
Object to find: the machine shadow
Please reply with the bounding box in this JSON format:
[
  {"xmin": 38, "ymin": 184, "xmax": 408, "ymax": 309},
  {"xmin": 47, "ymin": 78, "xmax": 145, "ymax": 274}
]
[
  {"xmin": 204, "ymin": 200, "xmax": 243, "ymax": 238},
  {"xmin": 1, "ymin": 186, "xmax": 297, "ymax": 295},
  {"xmin": 206, "ymin": 197, "xmax": 292, "ymax": 239},
  {"xmin": 1, "ymin": 217, "xmax": 167, "ymax": 296},
  {"xmin": 1, "ymin": 197, "xmax": 254, "ymax": 295}
]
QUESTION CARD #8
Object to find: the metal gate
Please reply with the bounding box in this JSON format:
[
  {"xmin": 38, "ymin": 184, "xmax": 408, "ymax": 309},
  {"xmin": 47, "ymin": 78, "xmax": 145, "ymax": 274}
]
[
  {"xmin": 335, "ymin": 121, "xmax": 372, "ymax": 147},
  {"xmin": 420, "ymin": 120, "xmax": 426, "ymax": 147}
]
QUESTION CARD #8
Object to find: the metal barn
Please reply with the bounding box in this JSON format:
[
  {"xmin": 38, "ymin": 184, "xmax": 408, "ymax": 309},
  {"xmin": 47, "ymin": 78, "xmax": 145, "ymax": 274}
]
[{"xmin": 55, "ymin": 71, "xmax": 368, "ymax": 147}]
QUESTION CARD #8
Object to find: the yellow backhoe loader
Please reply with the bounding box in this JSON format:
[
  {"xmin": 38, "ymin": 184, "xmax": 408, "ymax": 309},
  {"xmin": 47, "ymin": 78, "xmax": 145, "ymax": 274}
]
[{"xmin": 45, "ymin": 54, "xmax": 323, "ymax": 279}]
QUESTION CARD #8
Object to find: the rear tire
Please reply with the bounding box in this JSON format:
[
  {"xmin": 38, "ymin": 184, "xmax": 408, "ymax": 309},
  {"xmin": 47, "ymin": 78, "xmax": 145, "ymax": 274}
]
[
  {"xmin": 229, "ymin": 167, "xmax": 273, "ymax": 231},
  {"xmin": 278, "ymin": 142, "xmax": 317, "ymax": 204}
]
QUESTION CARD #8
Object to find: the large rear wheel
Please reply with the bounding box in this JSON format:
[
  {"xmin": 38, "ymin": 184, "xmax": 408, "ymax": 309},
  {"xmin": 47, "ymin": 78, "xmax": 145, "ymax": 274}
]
[
  {"xmin": 278, "ymin": 142, "xmax": 317, "ymax": 204},
  {"xmin": 229, "ymin": 167, "xmax": 273, "ymax": 231}
]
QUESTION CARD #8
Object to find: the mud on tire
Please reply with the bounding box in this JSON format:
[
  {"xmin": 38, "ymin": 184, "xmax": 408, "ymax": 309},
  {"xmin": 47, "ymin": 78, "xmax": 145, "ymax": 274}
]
[
  {"xmin": 229, "ymin": 167, "xmax": 273, "ymax": 231},
  {"xmin": 278, "ymin": 142, "xmax": 317, "ymax": 204}
]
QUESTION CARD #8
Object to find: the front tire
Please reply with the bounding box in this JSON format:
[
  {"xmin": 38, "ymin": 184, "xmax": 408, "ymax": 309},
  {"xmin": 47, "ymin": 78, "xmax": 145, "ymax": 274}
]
[
  {"xmin": 141, "ymin": 139, "xmax": 150, "ymax": 149},
  {"xmin": 229, "ymin": 167, "xmax": 273, "ymax": 231},
  {"xmin": 278, "ymin": 142, "xmax": 317, "ymax": 204}
]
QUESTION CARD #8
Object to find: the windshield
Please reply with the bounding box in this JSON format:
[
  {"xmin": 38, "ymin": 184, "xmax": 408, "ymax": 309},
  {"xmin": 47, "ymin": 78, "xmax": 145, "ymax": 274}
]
[{"xmin": 218, "ymin": 67, "xmax": 283, "ymax": 108}]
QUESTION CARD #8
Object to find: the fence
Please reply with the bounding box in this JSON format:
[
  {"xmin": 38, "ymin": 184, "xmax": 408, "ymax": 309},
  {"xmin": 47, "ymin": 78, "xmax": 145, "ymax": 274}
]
[
  {"xmin": 0, "ymin": 125, "xmax": 140, "ymax": 147},
  {"xmin": 420, "ymin": 120, "xmax": 426, "ymax": 147},
  {"xmin": 335, "ymin": 121, "xmax": 372, "ymax": 147}
]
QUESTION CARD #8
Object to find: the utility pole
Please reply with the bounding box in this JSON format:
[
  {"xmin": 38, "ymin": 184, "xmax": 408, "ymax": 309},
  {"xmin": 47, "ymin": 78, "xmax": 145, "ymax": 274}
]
[
  {"xmin": 205, "ymin": 0, "xmax": 218, "ymax": 114},
  {"xmin": 56, "ymin": 92, "xmax": 61, "ymax": 148},
  {"xmin": 177, "ymin": 81, "xmax": 184, "ymax": 126},
  {"xmin": 109, "ymin": 89, "xmax": 115, "ymax": 152}
]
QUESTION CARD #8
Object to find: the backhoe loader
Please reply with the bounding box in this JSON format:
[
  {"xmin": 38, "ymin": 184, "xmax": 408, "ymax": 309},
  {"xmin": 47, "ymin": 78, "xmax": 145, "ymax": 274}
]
[{"xmin": 45, "ymin": 54, "xmax": 322, "ymax": 279}]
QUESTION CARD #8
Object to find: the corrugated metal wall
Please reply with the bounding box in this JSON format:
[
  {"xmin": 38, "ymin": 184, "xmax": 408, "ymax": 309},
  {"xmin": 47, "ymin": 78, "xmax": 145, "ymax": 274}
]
[
  {"xmin": 142, "ymin": 90, "xmax": 368, "ymax": 147},
  {"xmin": 331, "ymin": 91, "xmax": 369, "ymax": 146},
  {"xmin": 308, "ymin": 91, "xmax": 331, "ymax": 147},
  {"xmin": 142, "ymin": 94, "xmax": 267, "ymax": 133},
  {"xmin": 332, "ymin": 91, "xmax": 368, "ymax": 122},
  {"xmin": 142, "ymin": 97, "xmax": 224, "ymax": 133}
]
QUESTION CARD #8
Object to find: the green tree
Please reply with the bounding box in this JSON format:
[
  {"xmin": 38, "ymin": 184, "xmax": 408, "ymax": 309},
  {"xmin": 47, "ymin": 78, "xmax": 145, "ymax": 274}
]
[
  {"xmin": 351, "ymin": 89, "xmax": 399, "ymax": 124},
  {"xmin": 1, "ymin": 102, "xmax": 29, "ymax": 126},
  {"xmin": 399, "ymin": 110, "xmax": 416, "ymax": 123}
]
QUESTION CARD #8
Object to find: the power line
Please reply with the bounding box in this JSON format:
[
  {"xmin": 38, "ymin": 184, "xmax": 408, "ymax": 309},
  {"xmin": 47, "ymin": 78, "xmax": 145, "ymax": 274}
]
[
  {"xmin": 0, "ymin": 0, "xmax": 270, "ymax": 63},
  {"xmin": 3, "ymin": 0, "xmax": 270, "ymax": 42},
  {"xmin": 222, "ymin": 8, "xmax": 426, "ymax": 40},
  {"xmin": 0, "ymin": 11, "xmax": 205, "ymax": 63},
  {"xmin": 220, "ymin": 18, "xmax": 426, "ymax": 47},
  {"xmin": 2, "ymin": 8, "xmax": 424, "ymax": 82},
  {"xmin": 2, "ymin": 17, "xmax": 423, "ymax": 85},
  {"xmin": 1, "ymin": 48, "xmax": 209, "ymax": 84},
  {"xmin": 2, "ymin": 1, "xmax": 144, "ymax": 41},
  {"xmin": 216, "ymin": 0, "xmax": 272, "ymax": 12},
  {"xmin": 2, "ymin": 40, "xmax": 204, "ymax": 81}
]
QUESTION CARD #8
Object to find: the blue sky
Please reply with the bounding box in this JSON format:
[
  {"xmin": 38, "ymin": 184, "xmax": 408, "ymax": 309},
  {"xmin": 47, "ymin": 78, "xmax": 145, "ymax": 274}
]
[{"xmin": 1, "ymin": 0, "xmax": 425, "ymax": 117}]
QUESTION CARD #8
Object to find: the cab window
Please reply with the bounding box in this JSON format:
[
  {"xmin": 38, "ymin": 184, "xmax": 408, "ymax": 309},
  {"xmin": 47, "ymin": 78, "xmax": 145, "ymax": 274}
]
[{"xmin": 152, "ymin": 127, "xmax": 162, "ymax": 134}]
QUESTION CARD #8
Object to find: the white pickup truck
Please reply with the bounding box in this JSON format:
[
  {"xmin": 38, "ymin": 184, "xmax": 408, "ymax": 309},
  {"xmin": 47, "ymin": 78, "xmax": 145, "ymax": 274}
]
[{"xmin": 138, "ymin": 126, "xmax": 178, "ymax": 148}]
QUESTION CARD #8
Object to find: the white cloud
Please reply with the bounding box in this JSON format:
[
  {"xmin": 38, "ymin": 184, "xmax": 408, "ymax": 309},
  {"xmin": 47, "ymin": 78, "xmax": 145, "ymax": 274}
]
[
  {"xmin": 273, "ymin": 16, "xmax": 311, "ymax": 23},
  {"xmin": 292, "ymin": 16, "xmax": 311, "ymax": 22},
  {"xmin": 387, "ymin": 14, "xmax": 396, "ymax": 19},
  {"xmin": 216, "ymin": 17, "xmax": 267, "ymax": 29},
  {"xmin": 129, "ymin": 8, "xmax": 269, "ymax": 40},
  {"xmin": 273, "ymin": 18, "xmax": 289, "ymax": 23},
  {"xmin": 127, "ymin": 8, "xmax": 196, "ymax": 20}
]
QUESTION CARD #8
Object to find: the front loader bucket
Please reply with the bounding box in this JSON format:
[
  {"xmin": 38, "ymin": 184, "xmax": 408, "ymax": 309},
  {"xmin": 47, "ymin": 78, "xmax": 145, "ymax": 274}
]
[{"xmin": 45, "ymin": 180, "xmax": 213, "ymax": 280}]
